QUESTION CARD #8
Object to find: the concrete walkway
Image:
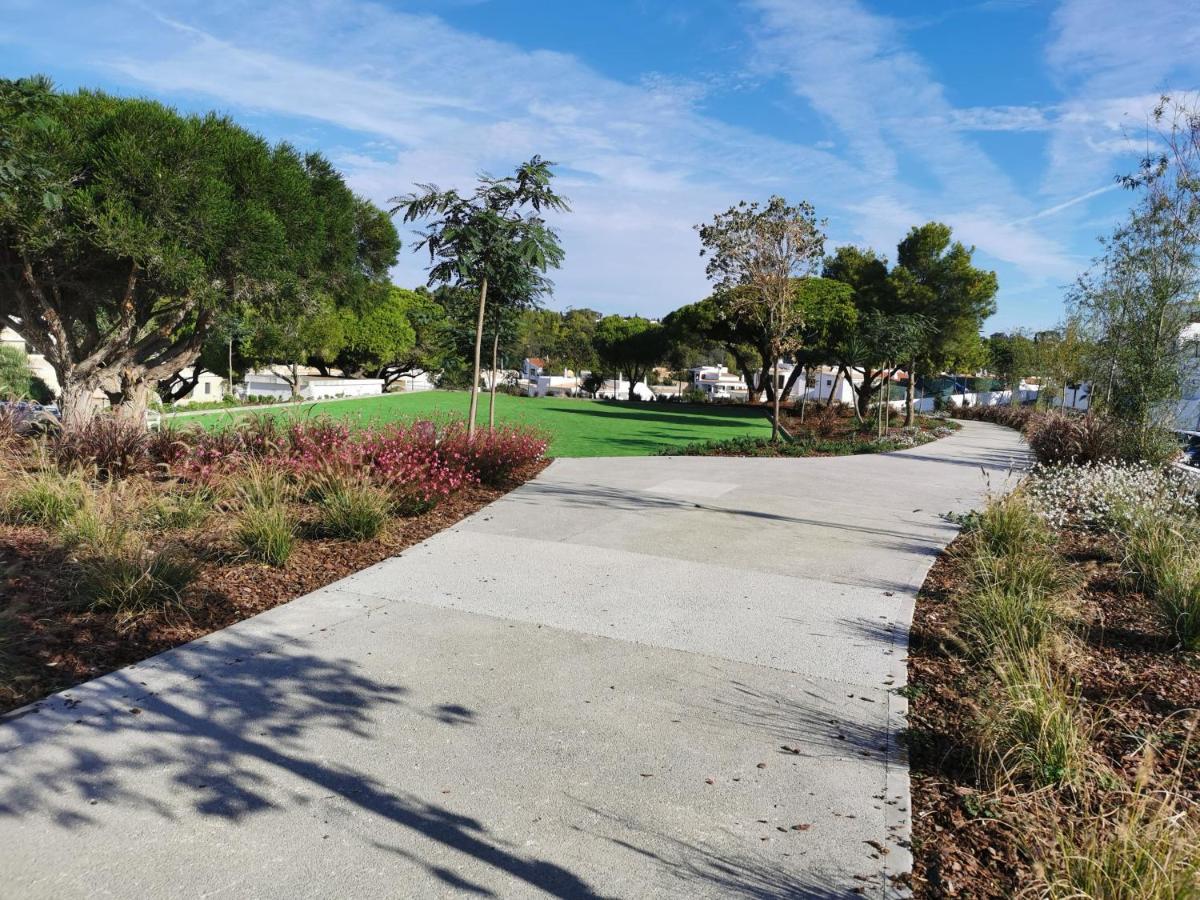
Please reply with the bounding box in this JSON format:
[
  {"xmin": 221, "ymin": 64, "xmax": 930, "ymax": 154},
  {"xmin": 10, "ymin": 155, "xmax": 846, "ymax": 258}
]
[{"xmin": 0, "ymin": 421, "xmax": 1027, "ymax": 899}]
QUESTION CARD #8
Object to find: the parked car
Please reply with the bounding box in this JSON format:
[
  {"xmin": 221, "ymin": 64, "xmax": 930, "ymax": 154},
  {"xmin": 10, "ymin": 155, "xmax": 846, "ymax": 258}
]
[
  {"xmin": 0, "ymin": 399, "xmax": 61, "ymax": 435},
  {"xmin": 1178, "ymin": 430, "xmax": 1200, "ymax": 469}
]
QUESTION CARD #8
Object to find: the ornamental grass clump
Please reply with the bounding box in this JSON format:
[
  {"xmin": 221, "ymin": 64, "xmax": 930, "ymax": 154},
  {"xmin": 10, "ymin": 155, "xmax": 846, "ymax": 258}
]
[
  {"xmin": 234, "ymin": 506, "xmax": 294, "ymax": 566},
  {"xmin": 67, "ymin": 505, "xmax": 197, "ymax": 618},
  {"xmin": 980, "ymin": 655, "xmax": 1094, "ymax": 789},
  {"xmin": 1042, "ymin": 749, "xmax": 1200, "ymax": 899},
  {"xmin": 970, "ymin": 490, "xmax": 1054, "ymax": 557},
  {"xmin": 50, "ymin": 416, "xmax": 155, "ymax": 480},
  {"xmin": 306, "ymin": 468, "xmax": 391, "ymax": 541},
  {"xmin": 230, "ymin": 463, "xmax": 295, "ymax": 565},
  {"xmin": 1, "ymin": 467, "xmax": 85, "ymax": 528},
  {"xmin": 1123, "ymin": 515, "xmax": 1200, "ymax": 650},
  {"xmin": 958, "ymin": 578, "xmax": 1069, "ymax": 663},
  {"xmin": 1024, "ymin": 412, "xmax": 1121, "ymax": 466},
  {"xmin": 955, "ymin": 493, "xmax": 1077, "ymax": 662}
]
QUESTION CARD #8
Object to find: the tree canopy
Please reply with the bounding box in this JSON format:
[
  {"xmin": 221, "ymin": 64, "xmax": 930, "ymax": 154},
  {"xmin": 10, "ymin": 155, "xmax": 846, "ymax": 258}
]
[
  {"xmin": 393, "ymin": 156, "xmax": 567, "ymax": 434},
  {"xmin": 0, "ymin": 76, "xmax": 398, "ymax": 425},
  {"xmin": 594, "ymin": 315, "xmax": 666, "ymax": 400},
  {"xmin": 697, "ymin": 196, "xmax": 826, "ymax": 439}
]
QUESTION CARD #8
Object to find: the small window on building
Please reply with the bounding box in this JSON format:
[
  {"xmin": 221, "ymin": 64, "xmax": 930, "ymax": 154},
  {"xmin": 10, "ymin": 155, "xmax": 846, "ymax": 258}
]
[{"xmin": 204, "ymin": 381, "xmax": 212, "ymax": 395}]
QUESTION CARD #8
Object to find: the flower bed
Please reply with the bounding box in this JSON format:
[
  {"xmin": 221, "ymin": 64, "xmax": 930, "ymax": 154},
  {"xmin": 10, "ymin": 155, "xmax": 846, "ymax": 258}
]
[
  {"xmin": 0, "ymin": 415, "xmax": 548, "ymax": 714},
  {"xmin": 660, "ymin": 406, "xmax": 957, "ymax": 457},
  {"xmin": 908, "ymin": 463, "xmax": 1200, "ymax": 897},
  {"xmin": 950, "ymin": 405, "xmax": 1181, "ymax": 467}
]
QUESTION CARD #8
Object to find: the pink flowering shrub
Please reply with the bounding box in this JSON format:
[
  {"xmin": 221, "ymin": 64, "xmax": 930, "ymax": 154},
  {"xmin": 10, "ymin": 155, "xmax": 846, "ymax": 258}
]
[
  {"xmin": 439, "ymin": 424, "xmax": 550, "ymax": 486},
  {"xmin": 155, "ymin": 417, "xmax": 547, "ymax": 513}
]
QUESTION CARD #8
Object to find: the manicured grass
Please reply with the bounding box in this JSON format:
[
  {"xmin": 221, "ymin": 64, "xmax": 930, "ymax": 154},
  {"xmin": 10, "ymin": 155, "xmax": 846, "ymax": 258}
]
[{"xmin": 170, "ymin": 392, "xmax": 774, "ymax": 457}]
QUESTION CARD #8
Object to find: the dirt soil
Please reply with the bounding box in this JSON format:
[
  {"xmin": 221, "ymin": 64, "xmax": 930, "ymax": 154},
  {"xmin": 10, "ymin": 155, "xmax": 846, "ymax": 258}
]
[
  {"xmin": 907, "ymin": 530, "xmax": 1200, "ymax": 898},
  {"xmin": 0, "ymin": 461, "xmax": 548, "ymax": 716}
]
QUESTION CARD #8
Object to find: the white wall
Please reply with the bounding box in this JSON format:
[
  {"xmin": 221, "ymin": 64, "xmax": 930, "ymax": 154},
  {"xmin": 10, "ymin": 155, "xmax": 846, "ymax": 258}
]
[
  {"xmin": 174, "ymin": 373, "xmax": 227, "ymax": 406},
  {"xmin": 302, "ymin": 379, "xmax": 382, "ymax": 400},
  {"xmin": 908, "ymin": 387, "xmax": 1038, "ymax": 413},
  {"xmin": 242, "ymin": 374, "xmax": 293, "ymax": 400},
  {"xmin": 392, "ymin": 372, "xmax": 436, "ymax": 392}
]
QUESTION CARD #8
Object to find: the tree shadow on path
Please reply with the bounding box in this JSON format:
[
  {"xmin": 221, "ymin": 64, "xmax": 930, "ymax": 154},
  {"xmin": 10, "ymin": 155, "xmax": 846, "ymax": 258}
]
[{"xmin": 0, "ymin": 632, "xmax": 605, "ymax": 899}]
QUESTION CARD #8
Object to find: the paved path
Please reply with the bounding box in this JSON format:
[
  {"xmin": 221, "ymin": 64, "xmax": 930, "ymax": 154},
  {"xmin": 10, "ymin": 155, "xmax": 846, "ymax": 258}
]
[{"xmin": 0, "ymin": 421, "xmax": 1027, "ymax": 899}]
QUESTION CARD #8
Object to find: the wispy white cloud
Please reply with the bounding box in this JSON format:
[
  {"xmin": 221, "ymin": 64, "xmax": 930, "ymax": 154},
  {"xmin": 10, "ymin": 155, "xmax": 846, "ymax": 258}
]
[
  {"xmin": 3, "ymin": 0, "xmax": 1194, "ymax": 329},
  {"xmin": 744, "ymin": 0, "xmax": 1085, "ymax": 283},
  {"xmin": 1043, "ymin": 1, "xmax": 1200, "ymax": 195},
  {"xmin": 34, "ymin": 0, "xmax": 861, "ymax": 314}
]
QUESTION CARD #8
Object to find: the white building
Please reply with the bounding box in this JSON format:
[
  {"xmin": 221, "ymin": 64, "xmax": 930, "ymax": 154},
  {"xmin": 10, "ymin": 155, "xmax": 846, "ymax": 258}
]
[
  {"xmin": 241, "ymin": 371, "xmax": 384, "ymax": 401},
  {"xmin": 170, "ymin": 367, "xmax": 227, "ymax": 406},
  {"xmin": 796, "ymin": 367, "xmax": 858, "ymax": 405},
  {"xmin": 527, "ymin": 374, "xmax": 582, "ymax": 397},
  {"xmin": 390, "ymin": 371, "xmax": 437, "ymax": 392},
  {"xmin": 690, "ymin": 365, "xmax": 750, "ymax": 399},
  {"xmin": 595, "ymin": 378, "xmax": 655, "ymax": 401}
]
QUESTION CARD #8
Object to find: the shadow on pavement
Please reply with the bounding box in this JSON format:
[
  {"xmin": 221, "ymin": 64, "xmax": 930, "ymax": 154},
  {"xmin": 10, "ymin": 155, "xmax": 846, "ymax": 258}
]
[
  {"xmin": 0, "ymin": 634, "xmax": 605, "ymax": 900},
  {"xmin": 571, "ymin": 801, "xmax": 874, "ymax": 899}
]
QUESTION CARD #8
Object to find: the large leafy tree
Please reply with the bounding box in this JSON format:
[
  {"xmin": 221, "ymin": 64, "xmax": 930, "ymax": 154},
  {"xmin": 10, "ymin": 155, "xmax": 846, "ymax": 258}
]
[
  {"xmin": 594, "ymin": 315, "xmax": 666, "ymax": 400},
  {"xmin": 316, "ymin": 282, "xmax": 422, "ymax": 383},
  {"xmin": 986, "ymin": 330, "xmax": 1038, "ymax": 405},
  {"xmin": 697, "ymin": 197, "xmax": 826, "ymax": 440},
  {"xmin": 241, "ymin": 295, "xmax": 347, "ymax": 400},
  {"xmin": 783, "ymin": 276, "xmax": 857, "ymax": 400},
  {"xmin": 0, "ymin": 77, "xmax": 398, "ymax": 426},
  {"xmin": 393, "ymin": 157, "xmax": 567, "ymax": 436},
  {"xmin": 558, "ymin": 308, "xmax": 601, "ymax": 377},
  {"xmin": 822, "ymin": 246, "xmax": 900, "ymax": 418},
  {"xmin": 890, "ymin": 223, "xmax": 998, "ymax": 424},
  {"xmin": 367, "ymin": 287, "xmax": 453, "ymax": 389},
  {"xmin": 662, "ymin": 296, "xmax": 764, "ymax": 396}
]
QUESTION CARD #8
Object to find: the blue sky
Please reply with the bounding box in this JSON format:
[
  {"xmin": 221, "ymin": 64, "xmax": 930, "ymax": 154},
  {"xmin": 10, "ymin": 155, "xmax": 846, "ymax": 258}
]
[{"xmin": 3, "ymin": 0, "xmax": 1199, "ymax": 330}]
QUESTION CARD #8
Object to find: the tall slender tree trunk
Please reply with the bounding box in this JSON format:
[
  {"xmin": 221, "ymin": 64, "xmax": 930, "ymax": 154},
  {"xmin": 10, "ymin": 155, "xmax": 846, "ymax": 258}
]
[
  {"xmin": 467, "ymin": 277, "xmax": 488, "ymax": 438},
  {"xmin": 799, "ymin": 366, "xmax": 809, "ymax": 423},
  {"xmin": 771, "ymin": 358, "xmax": 781, "ymax": 441},
  {"xmin": 488, "ymin": 331, "xmax": 499, "ymax": 431},
  {"xmin": 904, "ymin": 362, "xmax": 916, "ymax": 426},
  {"xmin": 290, "ymin": 362, "xmax": 301, "ymax": 402},
  {"xmin": 877, "ymin": 372, "xmax": 884, "ymax": 438}
]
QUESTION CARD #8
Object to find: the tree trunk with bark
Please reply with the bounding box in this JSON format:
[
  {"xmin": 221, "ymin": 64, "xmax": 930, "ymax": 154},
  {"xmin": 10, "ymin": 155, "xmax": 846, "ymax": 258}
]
[
  {"xmin": 780, "ymin": 363, "xmax": 805, "ymax": 402},
  {"xmin": 904, "ymin": 362, "xmax": 916, "ymax": 426},
  {"xmin": 489, "ymin": 331, "xmax": 499, "ymax": 430},
  {"xmin": 828, "ymin": 368, "xmax": 845, "ymax": 408},
  {"xmin": 59, "ymin": 380, "xmax": 99, "ymax": 429},
  {"xmin": 770, "ymin": 358, "xmax": 781, "ymax": 442},
  {"xmin": 467, "ymin": 277, "xmax": 488, "ymax": 438}
]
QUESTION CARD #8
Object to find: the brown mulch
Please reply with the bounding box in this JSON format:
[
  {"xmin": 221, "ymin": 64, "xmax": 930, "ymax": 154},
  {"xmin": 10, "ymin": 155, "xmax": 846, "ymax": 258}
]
[
  {"xmin": 0, "ymin": 460, "xmax": 548, "ymax": 715},
  {"xmin": 908, "ymin": 530, "xmax": 1200, "ymax": 898}
]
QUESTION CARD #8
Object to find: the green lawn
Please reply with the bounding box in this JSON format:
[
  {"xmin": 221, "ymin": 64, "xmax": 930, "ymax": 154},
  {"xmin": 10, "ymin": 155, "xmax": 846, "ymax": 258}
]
[{"xmin": 169, "ymin": 391, "xmax": 774, "ymax": 457}]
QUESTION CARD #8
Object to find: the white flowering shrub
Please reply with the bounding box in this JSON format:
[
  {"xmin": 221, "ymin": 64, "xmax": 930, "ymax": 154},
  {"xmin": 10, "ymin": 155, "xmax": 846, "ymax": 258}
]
[{"xmin": 1026, "ymin": 462, "xmax": 1200, "ymax": 531}]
